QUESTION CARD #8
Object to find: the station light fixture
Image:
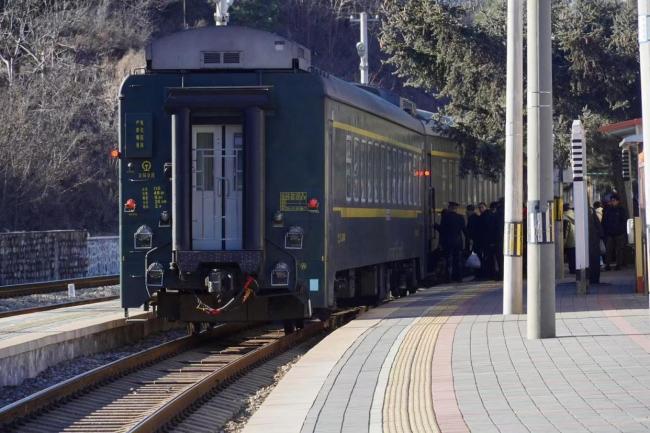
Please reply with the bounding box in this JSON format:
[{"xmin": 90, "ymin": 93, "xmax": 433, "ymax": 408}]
[{"xmin": 110, "ymin": 149, "xmax": 121, "ymax": 159}]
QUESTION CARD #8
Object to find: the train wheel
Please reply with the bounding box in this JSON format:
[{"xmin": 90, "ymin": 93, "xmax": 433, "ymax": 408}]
[
  {"xmin": 283, "ymin": 319, "xmax": 296, "ymax": 335},
  {"xmin": 187, "ymin": 322, "xmax": 202, "ymax": 335}
]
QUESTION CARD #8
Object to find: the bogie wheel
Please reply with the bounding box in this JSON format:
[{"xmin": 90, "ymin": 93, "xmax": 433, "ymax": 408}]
[
  {"xmin": 187, "ymin": 322, "xmax": 202, "ymax": 335},
  {"xmin": 283, "ymin": 319, "xmax": 296, "ymax": 335}
]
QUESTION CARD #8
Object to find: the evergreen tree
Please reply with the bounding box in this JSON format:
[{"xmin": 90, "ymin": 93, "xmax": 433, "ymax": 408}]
[{"xmin": 380, "ymin": 0, "xmax": 639, "ymax": 184}]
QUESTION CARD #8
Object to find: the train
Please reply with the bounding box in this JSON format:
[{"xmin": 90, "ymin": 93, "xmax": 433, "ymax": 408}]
[{"xmin": 117, "ymin": 25, "xmax": 503, "ymax": 331}]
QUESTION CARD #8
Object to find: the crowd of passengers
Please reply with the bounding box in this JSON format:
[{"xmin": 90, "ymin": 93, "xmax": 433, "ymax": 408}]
[{"xmin": 435, "ymin": 193, "xmax": 630, "ymax": 284}]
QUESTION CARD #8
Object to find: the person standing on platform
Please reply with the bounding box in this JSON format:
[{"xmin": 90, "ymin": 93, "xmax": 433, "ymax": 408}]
[
  {"xmin": 475, "ymin": 202, "xmax": 491, "ymax": 279},
  {"xmin": 563, "ymin": 203, "xmax": 576, "ymax": 274},
  {"xmin": 495, "ymin": 198, "xmax": 505, "ymax": 280},
  {"xmin": 435, "ymin": 201, "xmax": 466, "ymax": 282},
  {"xmin": 588, "ymin": 205, "xmax": 604, "ymax": 284},
  {"xmin": 602, "ymin": 194, "xmax": 628, "ymax": 270},
  {"xmin": 465, "ymin": 204, "xmax": 479, "ymax": 256},
  {"xmin": 593, "ymin": 201, "xmax": 603, "ymax": 222}
]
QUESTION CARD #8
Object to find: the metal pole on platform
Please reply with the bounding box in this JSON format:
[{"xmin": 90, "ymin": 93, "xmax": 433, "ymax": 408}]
[
  {"xmin": 638, "ymin": 0, "xmax": 650, "ymax": 304},
  {"xmin": 526, "ymin": 0, "xmax": 556, "ymax": 339},
  {"xmin": 571, "ymin": 120, "xmax": 589, "ymax": 295},
  {"xmin": 503, "ymin": 0, "xmax": 524, "ymax": 315}
]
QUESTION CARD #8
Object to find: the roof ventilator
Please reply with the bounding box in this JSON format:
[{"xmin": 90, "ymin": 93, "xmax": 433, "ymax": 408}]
[
  {"xmin": 223, "ymin": 52, "xmax": 241, "ymax": 64},
  {"xmin": 202, "ymin": 52, "xmax": 221, "ymax": 64}
]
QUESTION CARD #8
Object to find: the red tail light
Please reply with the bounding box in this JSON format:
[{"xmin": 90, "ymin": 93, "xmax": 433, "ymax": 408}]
[
  {"xmin": 124, "ymin": 198, "xmax": 137, "ymax": 212},
  {"xmin": 307, "ymin": 198, "xmax": 319, "ymax": 210}
]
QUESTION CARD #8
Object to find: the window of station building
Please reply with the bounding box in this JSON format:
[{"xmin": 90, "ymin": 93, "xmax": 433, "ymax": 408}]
[
  {"xmin": 345, "ymin": 135, "xmax": 353, "ymax": 202},
  {"xmin": 353, "ymin": 137, "xmax": 360, "ymax": 202}
]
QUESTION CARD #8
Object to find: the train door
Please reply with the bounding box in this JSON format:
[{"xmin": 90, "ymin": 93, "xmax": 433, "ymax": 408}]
[{"xmin": 191, "ymin": 124, "xmax": 243, "ymax": 250}]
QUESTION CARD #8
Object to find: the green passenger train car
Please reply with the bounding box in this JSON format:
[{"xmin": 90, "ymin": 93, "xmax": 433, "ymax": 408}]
[{"xmin": 117, "ymin": 26, "xmax": 502, "ymax": 328}]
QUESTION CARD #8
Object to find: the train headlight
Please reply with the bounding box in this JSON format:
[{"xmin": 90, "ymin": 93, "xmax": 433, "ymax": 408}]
[
  {"xmin": 271, "ymin": 262, "xmax": 290, "ymax": 287},
  {"xmin": 146, "ymin": 262, "xmax": 164, "ymax": 287},
  {"xmin": 134, "ymin": 225, "xmax": 153, "ymax": 249}
]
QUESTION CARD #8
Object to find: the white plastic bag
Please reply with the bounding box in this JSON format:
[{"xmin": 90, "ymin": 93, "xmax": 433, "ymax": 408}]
[{"xmin": 465, "ymin": 252, "xmax": 481, "ymax": 269}]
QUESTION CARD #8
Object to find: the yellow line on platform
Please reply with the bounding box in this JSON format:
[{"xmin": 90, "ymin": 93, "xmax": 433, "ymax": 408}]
[{"xmin": 383, "ymin": 286, "xmax": 491, "ymax": 433}]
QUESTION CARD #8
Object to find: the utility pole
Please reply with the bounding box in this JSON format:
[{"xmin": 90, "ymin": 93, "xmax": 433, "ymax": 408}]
[
  {"xmin": 526, "ymin": 0, "xmax": 556, "ymax": 339},
  {"xmin": 503, "ymin": 0, "xmax": 524, "ymax": 315},
  {"xmin": 350, "ymin": 12, "xmax": 378, "ymax": 85},
  {"xmin": 638, "ymin": 0, "xmax": 650, "ymax": 305},
  {"xmin": 571, "ymin": 120, "xmax": 589, "ymax": 295}
]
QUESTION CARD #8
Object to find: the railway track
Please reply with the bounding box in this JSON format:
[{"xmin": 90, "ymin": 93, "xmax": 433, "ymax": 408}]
[
  {"xmin": 0, "ymin": 295, "xmax": 120, "ymax": 319},
  {"xmin": 0, "ymin": 308, "xmax": 363, "ymax": 433},
  {"xmin": 0, "ymin": 275, "xmax": 119, "ymax": 298}
]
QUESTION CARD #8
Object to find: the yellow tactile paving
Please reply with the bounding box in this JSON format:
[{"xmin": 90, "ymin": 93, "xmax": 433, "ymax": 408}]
[{"xmin": 383, "ymin": 288, "xmax": 488, "ymax": 433}]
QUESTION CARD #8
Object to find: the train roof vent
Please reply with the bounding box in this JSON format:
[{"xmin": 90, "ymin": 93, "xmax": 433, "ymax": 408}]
[
  {"xmin": 400, "ymin": 97, "xmax": 417, "ymax": 116},
  {"xmin": 202, "ymin": 52, "xmax": 221, "ymax": 64},
  {"xmin": 222, "ymin": 51, "xmax": 241, "ymax": 64}
]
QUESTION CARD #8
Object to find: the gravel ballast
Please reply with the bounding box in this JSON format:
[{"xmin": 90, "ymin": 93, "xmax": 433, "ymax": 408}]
[
  {"xmin": 0, "ymin": 285, "xmax": 119, "ymax": 313},
  {"xmin": 0, "ymin": 327, "xmax": 187, "ymax": 408}
]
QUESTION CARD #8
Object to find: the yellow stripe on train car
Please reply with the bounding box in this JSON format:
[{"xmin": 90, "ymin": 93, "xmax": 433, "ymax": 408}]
[
  {"xmin": 332, "ymin": 207, "xmax": 421, "ymax": 219},
  {"xmin": 332, "ymin": 121, "xmax": 422, "ymax": 154}
]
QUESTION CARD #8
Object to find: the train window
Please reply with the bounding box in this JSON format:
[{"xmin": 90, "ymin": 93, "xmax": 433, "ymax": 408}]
[
  {"xmin": 391, "ymin": 149, "xmax": 396, "ymax": 205},
  {"xmin": 381, "ymin": 145, "xmax": 386, "ymax": 204},
  {"xmin": 441, "ymin": 159, "xmax": 447, "ymax": 204},
  {"xmin": 345, "ymin": 135, "xmax": 353, "ymax": 202},
  {"xmin": 408, "ymin": 154, "xmax": 413, "ymax": 206},
  {"xmin": 398, "ymin": 151, "xmax": 403, "ymax": 205},
  {"xmin": 234, "ymin": 133, "xmax": 244, "ymax": 191},
  {"xmin": 353, "ymin": 137, "xmax": 360, "ymax": 202},
  {"xmin": 366, "ymin": 141, "xmax": 375, "ymax": 203},
  {"xmin": 374, "ymin": 143, "xmax": 380, "ymax": 203},
  {"xmin": 361, "ymin": 139, "xmax": 367, "ymax": 203},
  {"xmin": 386, "ymin": 147, "xmax": 392, "ymax": 204}
]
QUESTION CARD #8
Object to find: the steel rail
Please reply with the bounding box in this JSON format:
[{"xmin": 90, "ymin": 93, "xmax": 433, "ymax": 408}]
[
  {"xmin": 0, "ymin": 275, "xmax": 119, "ymax": 298},
  {"xmin": 0, "ymin": 295, "xmax": 120, "ymax": 319},
  {"xmin": 0, "ymin": 323, "xmax": 244, "ymax": 428},
  {"xmin": 127, "ymin": 321, "xmax": 326, "ymax": 433},
  {"xmin": 128, "ymin": 307, "xmax": 365, "ymax": 433}
]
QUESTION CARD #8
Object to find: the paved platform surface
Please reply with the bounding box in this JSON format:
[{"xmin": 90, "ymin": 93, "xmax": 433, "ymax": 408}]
[
  {"xmin": 243, "ymin": 271, "xmax": 650, "ymax": 433},
  {"xmin": 0, "ymin": 300, "xmax": 156, "ymax": 386}
]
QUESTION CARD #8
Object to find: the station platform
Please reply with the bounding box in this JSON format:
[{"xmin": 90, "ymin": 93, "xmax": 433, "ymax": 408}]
[
  {"xmin": 243, "ymin": 270, "xmax": 650, "ymax": 433},
  {"xmin": 0, "ymin": 299, "xmax": 166, "ymax": 386}
]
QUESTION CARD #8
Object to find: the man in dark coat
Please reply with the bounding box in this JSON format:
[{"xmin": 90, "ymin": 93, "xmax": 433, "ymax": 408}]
[
  {"xmin": 474, "ymin": 202, "xmax": 491, "ymax": 279},
  {"xmin": 435, "ymin": 201, "xmax": 466, "ymax": 282},
  {"xmin": 601, "ymin": 194, "xmax": 628, "ymax": 270},
  {"xmin": 465, "ymin": 204, "xmax": 480, "ymax": 255}
]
